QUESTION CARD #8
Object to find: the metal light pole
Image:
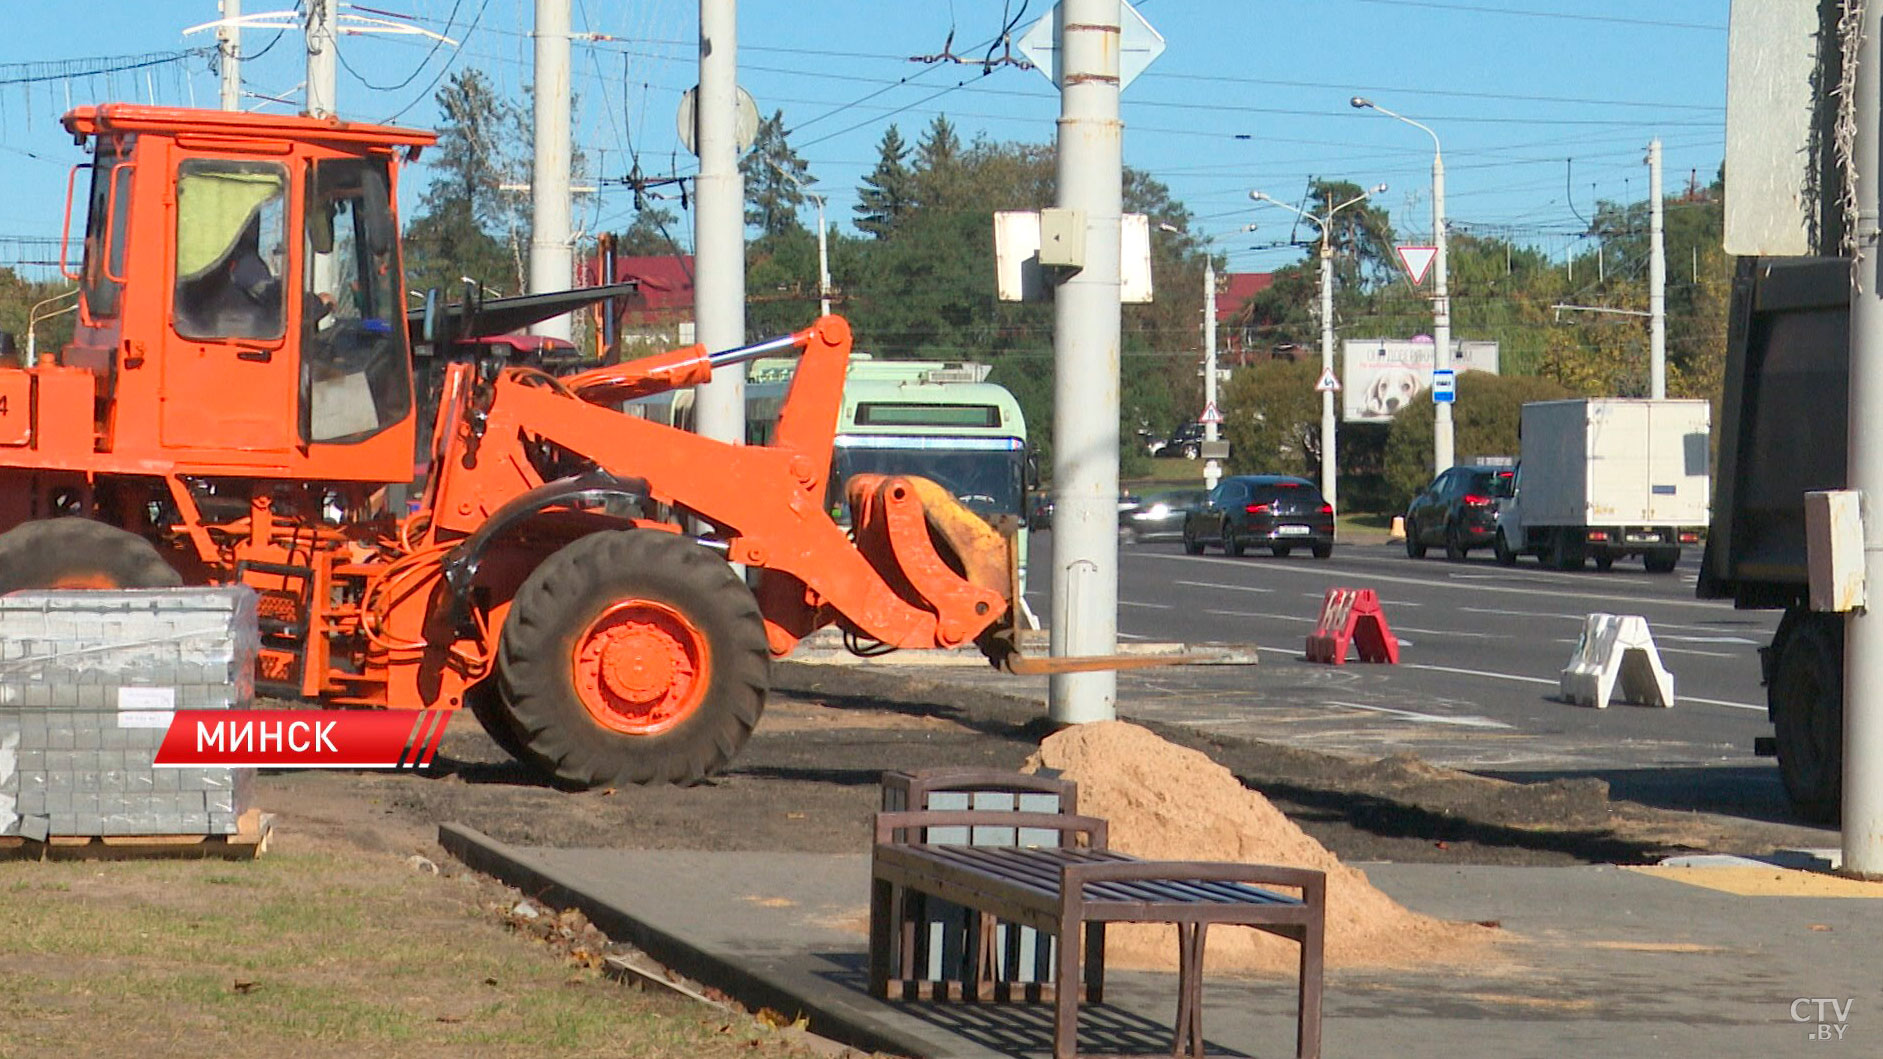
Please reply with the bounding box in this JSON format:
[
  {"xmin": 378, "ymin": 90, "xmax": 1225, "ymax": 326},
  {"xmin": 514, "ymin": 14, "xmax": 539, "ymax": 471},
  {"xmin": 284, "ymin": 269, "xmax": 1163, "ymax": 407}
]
[
  {"xmin": 1249, "ymin": 183, "xmax": 1385, "ymax": 512},
  {"xmin": 217, "ymin": 0, "xmax": 241, "ymax": 111},
  {"xmin": 1844, "ymin": 0, "xmax": 1883, "ymax": 879},
  {"xmin": 1203, "ymin": 260, "xmax": 1220, "ymax": 491},
  {"xmin": 1647, "ymin": 138, "xmax": 1666, "ymax": 400},
  {"xmin": 1047, "ymin": 0, "xmax": 1123, "ymax": 725},
  {"xmin": 1354, "ymin": 97, "xmax": 1449, "ymax": 473},
  {"xmin": 529, "ymin": 0, "xmax": 574, "ymax": 343},
  {"xmin": 692, "ymin": 0, "xmax": 747, "ymax": 445}
]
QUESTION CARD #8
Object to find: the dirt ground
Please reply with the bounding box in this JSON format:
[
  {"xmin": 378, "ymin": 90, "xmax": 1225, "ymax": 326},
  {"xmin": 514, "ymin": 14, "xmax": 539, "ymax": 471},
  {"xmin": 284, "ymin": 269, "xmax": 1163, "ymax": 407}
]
[{"xmin": 274, "ymin": 661, "xmax": 1821, "ymax": 869}]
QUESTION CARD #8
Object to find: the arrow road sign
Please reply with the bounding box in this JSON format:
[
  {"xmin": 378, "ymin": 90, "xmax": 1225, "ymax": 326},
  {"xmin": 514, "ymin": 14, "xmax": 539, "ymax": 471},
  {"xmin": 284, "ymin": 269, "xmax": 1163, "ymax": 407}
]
[
  {"xmin": 1396, "ymin": 245, "xmax": 1438, "ymax": 286},
  {"xmin": 1315, "ymin": 368, "xmax": 1342, "ymax": 393}
]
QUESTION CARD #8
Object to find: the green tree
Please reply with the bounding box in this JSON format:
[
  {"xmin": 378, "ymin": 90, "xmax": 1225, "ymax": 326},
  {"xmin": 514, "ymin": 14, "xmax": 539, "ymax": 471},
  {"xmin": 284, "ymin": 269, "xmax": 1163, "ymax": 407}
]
[
  {"xmin": 1380, "ymin": 371, "xmax": 1572, "ymax": 506},
  {"xmin": 855, "ymin": 125, "xmax": 914, "ymax": 239},
  {"xmin": 741, "ymin": 109, "xmax": 810, "ymax": 238},
  {"xmin": 402, "ymin": 70, "xmax": 528, "ymax": 298},
  {"xmin": 0, "ymin": 271, "xmax": 77, "ymax": 359},
  {"xmin": 1220, "ymin": 358, "xmax": 1322, "ymax": 478}
]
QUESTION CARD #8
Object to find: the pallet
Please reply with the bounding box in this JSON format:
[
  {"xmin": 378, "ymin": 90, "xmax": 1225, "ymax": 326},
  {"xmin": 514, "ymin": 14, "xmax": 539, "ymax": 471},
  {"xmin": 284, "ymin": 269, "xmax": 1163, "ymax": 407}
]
[{"xmin": 0, "ymin": 810, "xmax": 273, "ymax": 861}]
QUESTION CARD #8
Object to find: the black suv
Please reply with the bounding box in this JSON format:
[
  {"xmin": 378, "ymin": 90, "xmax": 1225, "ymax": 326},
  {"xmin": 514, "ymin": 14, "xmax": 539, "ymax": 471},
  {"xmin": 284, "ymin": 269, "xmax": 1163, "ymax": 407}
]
[
  {"xmin": 1155, "ymin": 422, "xmax": 1207, "ymax": 459},
  {"xmin": 1404, "ymin": 465, "xmax": 1515, "ymax": 560},
  {"xmin": 1183, "ymin": 475, "xmax": 1334, "ymax": 558}
]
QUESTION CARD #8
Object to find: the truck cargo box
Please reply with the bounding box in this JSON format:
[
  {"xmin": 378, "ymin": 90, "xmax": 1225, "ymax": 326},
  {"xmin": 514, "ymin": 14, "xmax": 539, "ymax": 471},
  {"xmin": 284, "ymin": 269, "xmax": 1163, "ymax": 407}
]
[{"xmin": 1518, "ymin": 398, "xmax": 1712, "ymax": 527}]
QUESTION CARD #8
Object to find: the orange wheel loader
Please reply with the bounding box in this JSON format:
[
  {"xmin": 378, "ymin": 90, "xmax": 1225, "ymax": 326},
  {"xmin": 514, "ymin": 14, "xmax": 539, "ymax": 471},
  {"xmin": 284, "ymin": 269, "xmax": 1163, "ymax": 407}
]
[{"xmin": 0, "ymin": 104, "xmax": 1041, "ymax": 788}]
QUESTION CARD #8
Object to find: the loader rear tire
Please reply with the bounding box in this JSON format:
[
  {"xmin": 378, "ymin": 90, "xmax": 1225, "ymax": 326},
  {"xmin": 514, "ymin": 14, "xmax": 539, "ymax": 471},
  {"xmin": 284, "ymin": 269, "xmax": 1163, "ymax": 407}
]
[
  {"xmin": 497, "ymin": 530, "xmax": 770, "ymax": 789},
  {"xmin": 466, "ymin": 678, "xmax": 533, "ymax": 764},
  {"xmin": 0, "ymin": 518, "xmax": 182, "ymax": 592}
]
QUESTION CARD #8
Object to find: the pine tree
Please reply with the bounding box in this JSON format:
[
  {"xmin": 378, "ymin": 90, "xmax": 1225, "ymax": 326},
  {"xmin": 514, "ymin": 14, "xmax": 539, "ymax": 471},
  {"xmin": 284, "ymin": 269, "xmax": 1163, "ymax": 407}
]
[
  {"xmin": 854, "ymin": 125, "xmax": 913, "ymax": 239},
  {"xmin": 740, "ymin": 110, "xmax": 810, "ymax": 238}
]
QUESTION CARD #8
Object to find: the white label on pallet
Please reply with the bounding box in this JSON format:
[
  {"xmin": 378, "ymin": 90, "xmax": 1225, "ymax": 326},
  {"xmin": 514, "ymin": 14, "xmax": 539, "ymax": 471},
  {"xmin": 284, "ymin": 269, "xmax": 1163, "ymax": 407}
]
[
  {"xmin": 117, "ymin": 686, "xmax": 177, "ymax": 711},
  {"xmin": 118, "ymin": 710, "xmax": 175, "ymax": 729}
]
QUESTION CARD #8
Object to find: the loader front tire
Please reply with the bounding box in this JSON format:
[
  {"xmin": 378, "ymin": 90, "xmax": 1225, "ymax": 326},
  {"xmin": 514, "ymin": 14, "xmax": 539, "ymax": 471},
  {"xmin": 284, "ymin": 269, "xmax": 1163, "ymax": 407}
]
[
  {"xmin": 0, "ymin": 518, "xmax": 182, "ymax": 592},
  {"xmin": 497, "ymin": 530, "xmax": 770, "ymax": 788}
]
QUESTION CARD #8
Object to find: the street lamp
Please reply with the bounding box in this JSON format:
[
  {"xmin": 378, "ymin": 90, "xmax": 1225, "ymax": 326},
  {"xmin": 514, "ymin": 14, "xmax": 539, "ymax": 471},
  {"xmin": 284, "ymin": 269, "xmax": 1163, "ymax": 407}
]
[
  {"xmin": 766, "ymin": 159, "xmax": 830, "ymax": 316},
  {"xmin": 1352, "ymin": 96, "xmax": 1451, "ymax": 474},
  {"xmin": 1249, "ymin": 182, "xmax": 1387, "ymax": 513},
  {"xmin": 1160, "ymin": 222, "xmax": 1223, "ymax": 490}
]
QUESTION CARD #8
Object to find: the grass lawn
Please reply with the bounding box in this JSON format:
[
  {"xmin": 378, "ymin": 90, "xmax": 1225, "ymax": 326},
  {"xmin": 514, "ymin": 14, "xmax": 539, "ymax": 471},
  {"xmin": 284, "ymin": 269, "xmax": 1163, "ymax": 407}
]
[{"xmin": 0, "ymin": 842, "xmax": 834, "ymax": 1059}]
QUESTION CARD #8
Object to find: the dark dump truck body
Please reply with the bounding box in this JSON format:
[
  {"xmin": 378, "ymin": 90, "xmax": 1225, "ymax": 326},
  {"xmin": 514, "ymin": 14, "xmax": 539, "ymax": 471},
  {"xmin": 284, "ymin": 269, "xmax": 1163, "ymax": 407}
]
[{"xmin": 1698, "ymin": 255, "xmax": 1849, "ymax": 820}]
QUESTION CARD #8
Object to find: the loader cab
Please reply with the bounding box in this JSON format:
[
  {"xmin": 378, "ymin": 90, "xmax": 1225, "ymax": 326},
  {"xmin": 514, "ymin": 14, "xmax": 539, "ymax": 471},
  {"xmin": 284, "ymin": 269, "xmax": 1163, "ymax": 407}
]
[{"xmin": 58, "ymin": 105, "xmax": 435, "ymax": 485}]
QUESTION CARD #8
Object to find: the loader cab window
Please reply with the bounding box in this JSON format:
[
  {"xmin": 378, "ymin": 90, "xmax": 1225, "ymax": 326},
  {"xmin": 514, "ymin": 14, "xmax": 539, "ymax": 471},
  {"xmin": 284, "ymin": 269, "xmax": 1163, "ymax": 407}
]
[
  {"xmin": 173, "ymin": 160, "xmax": 288, "ymax": 341},
  {"xmin": 80, "ymin": 135, "xmax": 135, "ymax": 320},
  {"xmin": 299, "ymin": 157, "xmax": 411, "ymax": 444}
]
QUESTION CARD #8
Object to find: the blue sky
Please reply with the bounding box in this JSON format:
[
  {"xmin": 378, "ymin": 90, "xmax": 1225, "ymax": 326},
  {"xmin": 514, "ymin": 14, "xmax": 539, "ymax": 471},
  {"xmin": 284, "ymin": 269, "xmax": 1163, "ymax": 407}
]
[{"xmin": 0, "ymin": 1, "xmax": 1726, "ymax": 278}]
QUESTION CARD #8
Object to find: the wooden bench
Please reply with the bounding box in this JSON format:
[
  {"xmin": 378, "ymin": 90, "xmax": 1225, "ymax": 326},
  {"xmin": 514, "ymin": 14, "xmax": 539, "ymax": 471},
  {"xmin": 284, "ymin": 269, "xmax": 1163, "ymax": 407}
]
[{"xmin": 870, "ymin": 808, "xmax": 1326, "ymax": 1059}]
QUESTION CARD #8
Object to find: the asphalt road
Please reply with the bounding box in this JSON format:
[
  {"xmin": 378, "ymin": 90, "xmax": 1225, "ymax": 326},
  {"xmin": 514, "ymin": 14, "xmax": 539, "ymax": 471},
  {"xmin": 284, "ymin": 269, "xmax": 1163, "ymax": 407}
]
[{"xmin": 1013, "ymin": 529, "xmax": 1810, "ymax": 828}]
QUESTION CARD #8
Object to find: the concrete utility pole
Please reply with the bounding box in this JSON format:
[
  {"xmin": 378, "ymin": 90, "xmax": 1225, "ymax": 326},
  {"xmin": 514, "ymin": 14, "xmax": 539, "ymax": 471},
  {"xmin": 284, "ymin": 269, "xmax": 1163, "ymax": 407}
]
[
  {"xmin": 304, "ymin": 0, "xmax": 336, "ymax": 118},
  {"xmin": 1203, "ymin": 261, "xmax": 1220, "ymax": 492},
  {"xmin": 691, "ymin": 0, "xmax": 746, "ymax": 445},
  {"xmin": 1249, "ymin": 184, "xmax": 1382, "ymax": 512},
  {"xmin": 1844, "ymin": 1, "xmax": 1883, "ymax": 880},
  {"xmin": 217, "ymin": 0, "xmax": 241, "ymax": 111},
  {"xmin": 529, "ymin": 0, "xmax": 574, "ymax": 342},
  {"xmin": 1047, "ymin": 0, "xmax": 1124, "ymax": 725},
  {"xmin": 1647, "ymin": 138, "xmax": 1666, "ymax": 400}
]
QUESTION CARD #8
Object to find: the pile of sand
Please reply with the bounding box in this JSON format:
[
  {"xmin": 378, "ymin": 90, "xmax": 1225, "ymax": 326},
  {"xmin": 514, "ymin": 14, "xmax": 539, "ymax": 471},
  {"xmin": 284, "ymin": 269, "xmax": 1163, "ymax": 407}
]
[{"xmin": 1024, "ymin": 721, "xmax": 1499, "ymax": 974}]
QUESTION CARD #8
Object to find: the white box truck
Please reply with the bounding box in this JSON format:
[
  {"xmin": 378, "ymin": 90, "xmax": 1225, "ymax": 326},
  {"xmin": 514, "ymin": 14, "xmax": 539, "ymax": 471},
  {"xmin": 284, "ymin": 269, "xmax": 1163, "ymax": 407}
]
[{"xmin": 1493, "ymin": 398, "xmax": 1711, "ymax": 572}]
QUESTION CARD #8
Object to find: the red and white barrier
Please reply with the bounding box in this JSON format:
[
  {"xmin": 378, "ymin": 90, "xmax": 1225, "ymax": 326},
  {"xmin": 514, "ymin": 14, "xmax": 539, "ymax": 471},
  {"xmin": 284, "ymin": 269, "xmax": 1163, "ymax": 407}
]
[{"xmin": 1305, "ymin": 587, "xmax": 1399, "ymax": 665}]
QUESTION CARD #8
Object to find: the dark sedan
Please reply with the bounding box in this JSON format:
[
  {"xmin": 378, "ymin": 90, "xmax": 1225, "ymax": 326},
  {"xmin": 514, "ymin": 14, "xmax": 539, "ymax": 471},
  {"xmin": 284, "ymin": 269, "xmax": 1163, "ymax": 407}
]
[
  {"xmin": 1120, "ymin": 488, "xmax": 1206, "ymax": 543},
  {"xmin": 1404, "ymin": 465, "xmax": 1515, "ymax": 561},
  {"xmin": 1183, "ymin": 475, "xmax": 1334, "ymax": 558}
]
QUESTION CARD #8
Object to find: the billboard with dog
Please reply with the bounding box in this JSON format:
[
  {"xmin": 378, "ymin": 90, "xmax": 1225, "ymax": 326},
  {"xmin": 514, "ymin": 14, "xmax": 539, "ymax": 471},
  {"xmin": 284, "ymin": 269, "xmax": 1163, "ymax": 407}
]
[{"xmin": 1341, "ymin": 338, "xmax": 1500, "ymax": 423}]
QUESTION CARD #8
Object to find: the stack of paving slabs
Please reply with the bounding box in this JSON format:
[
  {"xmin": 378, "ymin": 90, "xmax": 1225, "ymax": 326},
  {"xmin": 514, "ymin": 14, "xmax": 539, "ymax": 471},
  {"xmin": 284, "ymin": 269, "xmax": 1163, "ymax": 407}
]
[{"xmin": 0, "ymin": 587, "xmax": 259, "ymax": 841}]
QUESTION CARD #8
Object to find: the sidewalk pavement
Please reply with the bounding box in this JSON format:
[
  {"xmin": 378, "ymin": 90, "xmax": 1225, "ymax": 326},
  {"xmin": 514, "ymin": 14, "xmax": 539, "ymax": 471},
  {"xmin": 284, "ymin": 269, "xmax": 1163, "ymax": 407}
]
[{"xmin": 442, "ymin": 824, "xmax": 1881, "ymax": 1058}]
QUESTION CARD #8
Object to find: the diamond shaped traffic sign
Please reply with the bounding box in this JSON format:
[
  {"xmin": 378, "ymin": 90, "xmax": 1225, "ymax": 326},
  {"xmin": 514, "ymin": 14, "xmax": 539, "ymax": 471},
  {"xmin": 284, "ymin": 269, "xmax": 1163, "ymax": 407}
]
[{"xmin": 1018, "ymin": 1, "xmax": 1165, "ymax": 89}]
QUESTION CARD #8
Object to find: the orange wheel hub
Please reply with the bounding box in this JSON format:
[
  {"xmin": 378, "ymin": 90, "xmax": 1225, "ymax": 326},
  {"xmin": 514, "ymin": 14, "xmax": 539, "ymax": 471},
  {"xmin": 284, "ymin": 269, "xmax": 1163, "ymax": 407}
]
[{"xmin": 570, "ymin": 599, "xmax": 711, "ymax": 736}]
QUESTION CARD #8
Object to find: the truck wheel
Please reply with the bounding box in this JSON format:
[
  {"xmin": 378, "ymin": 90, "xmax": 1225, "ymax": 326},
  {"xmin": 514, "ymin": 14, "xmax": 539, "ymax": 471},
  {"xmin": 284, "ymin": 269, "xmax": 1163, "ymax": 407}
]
[
  {"xmin": 1770, "ymin": 615, "xmax": 1843, "ymax": 824},
  {"xmin": 1643, "ymin": 548, "xmax": 1680, "ymax": 574},
  {"xmin": 1492, "ymin": 529, "xmax": 1516, "ymax": 567},
  {"xmin": 0, "ymin": 518, "xmax": 182, "ymax": 592},
  {"xmin": 1404, "ymin": 518, "xmax": 1427, "ymax": 559},
  {"xmin": 1443, "ymin": 521, "xmax": 1467, "ymax": 562},
  {"xmin": 497, "ymin": 530, "xmax": 770, "ymax": 788},
  {"xmin": 1549, "ymin": 530, "xmax": 1584, "ymax": 572}
]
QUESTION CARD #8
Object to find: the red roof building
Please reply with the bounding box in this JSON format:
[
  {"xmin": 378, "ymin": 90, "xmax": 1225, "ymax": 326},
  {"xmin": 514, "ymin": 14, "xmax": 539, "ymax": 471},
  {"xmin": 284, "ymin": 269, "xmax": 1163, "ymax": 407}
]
[{"xmin": 1216, "ymin": 271, "xmax": 1275, "ymax": 363}]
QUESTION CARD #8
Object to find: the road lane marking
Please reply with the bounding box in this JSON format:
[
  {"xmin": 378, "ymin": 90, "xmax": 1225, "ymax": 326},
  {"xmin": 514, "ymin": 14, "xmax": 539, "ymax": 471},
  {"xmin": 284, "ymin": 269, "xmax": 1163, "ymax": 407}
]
[
  {"xmin": 1176, "ymin": 580, "xmax": 1273, "ymax": 594},
  {"xmin": 1326, "ymin": 700, "xmax": 1513, "ymax": 729},
  {"xmin": 1387, "ymin": 626, "xmax": 1508, "ymax": 639},
  {"xmin": 1119, "ymin": 600, "xmax": 1173, "ymax": 609},
  {"xmin": 1205, "ymin": 609, "xmax": 1316, "ymax": 623},
  {"xmin": 1400, "ymin": 662, "xmax": 1766, "ymax": 711},
  {"xmin": 1144, "ymin": 553, "xmax": 1730, "ymax": 610}
]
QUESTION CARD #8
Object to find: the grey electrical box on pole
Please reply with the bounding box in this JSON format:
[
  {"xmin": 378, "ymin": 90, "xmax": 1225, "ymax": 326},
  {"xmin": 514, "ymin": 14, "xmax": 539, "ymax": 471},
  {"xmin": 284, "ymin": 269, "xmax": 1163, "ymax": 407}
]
[
  {"xmin": 691, "ymin": 0, "xmax": 746, "ymax": 446},
  {"xmin": 1047, "ymin": 0, "xmax": 1127, "ymax": 725},
  {"xmin": 529, "ymin": 0, "xmax": 574, "ymax": 343}
]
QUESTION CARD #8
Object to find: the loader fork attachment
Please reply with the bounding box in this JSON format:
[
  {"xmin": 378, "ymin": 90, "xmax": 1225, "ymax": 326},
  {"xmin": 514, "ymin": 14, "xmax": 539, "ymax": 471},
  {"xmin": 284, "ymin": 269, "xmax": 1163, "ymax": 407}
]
[{"xmin": 845, "ymin": 474, "xmax": 1009, "ymax": 649}]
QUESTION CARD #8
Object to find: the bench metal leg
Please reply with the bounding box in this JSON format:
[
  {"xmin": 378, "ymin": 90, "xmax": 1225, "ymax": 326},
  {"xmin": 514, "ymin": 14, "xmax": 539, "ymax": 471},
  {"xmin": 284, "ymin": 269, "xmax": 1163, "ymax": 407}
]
[
  {"xmin": 1297, "ymin": 918, "xmax": 1324, "ymax": 1059},
  {"xmin": 1173, "ymin": 922, "xmax": 1208, "ymax": 1058},
  {"xmin": 868, "ymin": 874, "xmax": 894, "ymax": 997},
  {"xmin": 1083, "ymin": 920, "xmax": 1105, "ymax": 1005},
  {"xmin": 1054, "ymin": 911, "xmax": 1081, "ymax": 1059}
]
